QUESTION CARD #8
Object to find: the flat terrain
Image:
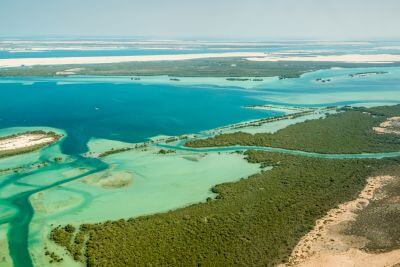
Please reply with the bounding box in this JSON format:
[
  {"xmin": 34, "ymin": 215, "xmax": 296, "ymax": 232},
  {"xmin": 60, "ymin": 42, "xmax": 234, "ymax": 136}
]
[
  {"xmin": 1, "ymin": 59, "xmax": 399, "ymax": 78},
  {"xmin": 186, "ymin": 105, "xmax": 400, "ymax": 154},
  {"xmin": 284, "ymin": 173, "xmax": 400, "ymax": 267},
  {"xmin": 0, "ymin": 131, "xmax": 62, "ymax": 158},
  {"xmin": 48, "ymin": 105, "xmax": 400, "ymax": 266}
]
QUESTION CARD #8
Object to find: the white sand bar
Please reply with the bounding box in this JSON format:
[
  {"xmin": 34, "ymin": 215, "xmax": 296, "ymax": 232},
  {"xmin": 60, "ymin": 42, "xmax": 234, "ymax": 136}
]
[
  {"xmin": 0, "ymin": 133, "xmax": 56, "ymax": 152},
  {"xmin": 0, "ymin": 52, "xmax": 267, "ymax": 68},
  {"xmin": 247, "ymin": 54, "xmax": 400, "ymax": 64}
]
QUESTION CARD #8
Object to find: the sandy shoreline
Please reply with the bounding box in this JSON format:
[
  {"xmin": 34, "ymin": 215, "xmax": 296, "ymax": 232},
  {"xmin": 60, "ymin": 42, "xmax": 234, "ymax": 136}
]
[
  {"xmin": 283, "ymin": 175, "xmax": 400, "ymax": 267},
  {"xmin": 0, "ymin": 132, "xmax": 58, "ymax": 152},
  {"xmin": 0, "ymin": 52, "xmax": 267, "ymax": 68},
  {"xmin": 373, "ymin": 116, "xmax": 400, "ymax": 135},
  {"xmin": 1, "ymin": 52, "xmax": 399, "ymax": 68},
  {"xmin": 247, "ymin": 54, "xmax": 400, "ymax": 64}
]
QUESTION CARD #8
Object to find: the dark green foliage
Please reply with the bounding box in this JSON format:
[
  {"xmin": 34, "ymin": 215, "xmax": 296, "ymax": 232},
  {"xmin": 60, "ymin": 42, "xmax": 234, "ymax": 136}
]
[
  {"xmin": 2, "ymin": 59, "xmax": 399, "ymax": 77},
  {"xmin": 186, "ymin": 105, "xmax": 400, "ymax": 153},
  {"xmin": 50, "ymin": 224, "xmax": 87, "ymax": 262},
  {"xmin": 53, "ymin": 157, "xmax": 63, "ymax": 162},
  {"xmin": 345, "ymin": 165, "xmax": 400, "ymax": 252},
  {"xmin": 98, "ymin": 147, "xmax": 133, "ymax": 158},
  {"xmin": 44, "ymin": 248, "xmax": 63, "ymax": 264},
  {"xmin": 51, "ymin": 152, "xmax": 397, "ymax": 266},
  {"xmin": 165, "ymin": 137, "xmax": 178, "ymax": 143},
  {"xmin": 50, "ymin": 225, "xmax": 76, "ymax": 254},
  {"xmin": 49, "ymin": 105, "xmax": 400, "ymax": 265},
  {"xmin": 64, "ymin": 224, "xmax": 75, "ymax": 233},
  {"xmin": 158, "ymin": 149, "xmax": 175, "ymax": 154}
]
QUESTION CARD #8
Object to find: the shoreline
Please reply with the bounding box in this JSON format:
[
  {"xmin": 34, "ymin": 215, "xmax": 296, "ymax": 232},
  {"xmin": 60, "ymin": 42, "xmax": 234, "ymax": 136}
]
[
  {"xmin": 283, "ymin": 175, "xmax": 400, "ymax": 267},
  {"xmin": 0, "ymin": 131, "xmax": 63, "ymax": 159},
  {"xmin": 0, "ymin": 52, "xmax": 267, "ymax": 68},
  {"xmin": 247, "ymin": 53, "xmax": 400, "ymax": 64},
  {"xmin": 2, "ymin": 99, "xmax": 400, "ymax": 266},
  {"xmin": 1, "ymin": 53, "xmax": 400, "ymax": 70}
]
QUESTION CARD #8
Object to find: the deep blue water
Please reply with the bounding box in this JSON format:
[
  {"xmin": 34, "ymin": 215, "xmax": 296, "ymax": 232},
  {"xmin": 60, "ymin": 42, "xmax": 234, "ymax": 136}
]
[
  {"xmin": 0, "ymin": 81, "xmax": 275, "ymax": 154},
  {"xmin": 1, "ymin": 66, "xmax": 400, "ymax": 267}
]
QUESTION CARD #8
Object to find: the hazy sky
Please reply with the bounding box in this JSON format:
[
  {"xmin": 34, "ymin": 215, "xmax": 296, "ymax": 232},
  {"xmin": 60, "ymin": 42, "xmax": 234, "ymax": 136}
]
[{"xmin": 1, "ymin": 0, "xmax": 399, "ymax": 40}]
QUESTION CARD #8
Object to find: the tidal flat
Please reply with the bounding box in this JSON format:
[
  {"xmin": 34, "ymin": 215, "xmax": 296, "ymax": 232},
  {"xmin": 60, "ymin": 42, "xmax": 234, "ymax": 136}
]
[{"xmin": 1, "ymin": 66, "xmax": 400, "ymax": 266}]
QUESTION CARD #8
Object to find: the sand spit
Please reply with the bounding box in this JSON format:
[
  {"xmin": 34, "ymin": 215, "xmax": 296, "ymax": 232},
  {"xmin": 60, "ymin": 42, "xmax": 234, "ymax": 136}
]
[
  {"xmin": 282, "ymin": 175, "xmax": 400, "ymax": 267},
  {"xmin": 374, "ymin": 117, "xmax": 400, "ymax": 135},
  {"xmin": 247, "ymin": 54, "xmax": 400, "ymax": 64},
  {"xmin": 81, "ymin": 169, "xmax": 133, "ymax": 189},
  {"xmin": 55, "ymin": 68, "xmax": 84, "ymax": 76},
  {"xmin": 0, "ymin": 52, "xmax": 267, "ymax": 68},
  {"xmin": 0, "ymin": 133, "xmax": 58, "ymax": 152}
]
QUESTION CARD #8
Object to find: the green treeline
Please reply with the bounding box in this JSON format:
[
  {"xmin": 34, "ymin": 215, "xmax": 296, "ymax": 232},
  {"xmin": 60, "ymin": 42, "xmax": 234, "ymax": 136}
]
[
  {"xmin": 98, "ymin": 147, "xmax": 133, "ymax": 158},
  {"xmin": 345, "ymin": 164, "xmax": 400, "ymax": 252},
  {"xmin": 186, "ymin": 105, "xmax": 400, "ymax": 154},
  {"xmin": 50, "ymin": 152, "xmax": 399, "ymax": 266},
  {"xmin": 2, "ymin": 59, "xmax": 399, "ymax": 78},
  {"xmin": 48, "ymin": 105, "xmax": 400, "ymax": 266}
]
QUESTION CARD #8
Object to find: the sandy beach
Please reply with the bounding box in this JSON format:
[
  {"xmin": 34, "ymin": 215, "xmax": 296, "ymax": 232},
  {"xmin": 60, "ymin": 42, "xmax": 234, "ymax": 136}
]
[
  {"xmin": 373, "ymin": 116, "xmax": 400, "ymax": 135},
  {"xmin": 0, "ymin": 52, "xmax": 267, "ymax": 68},
  {"xmin": 247, "ymin": 54, "xmax": 400, "ymax": 63},
  {"xmin": 283, "ymin": 175, "xmax": 400, "ymax": 267},
  {"xmin": 0, "ymin": 133, "xmax": 58, "ymax": 152},
  {"xmin": 1, "ymin": 52, "xmax": 399, "ymax": 68}
]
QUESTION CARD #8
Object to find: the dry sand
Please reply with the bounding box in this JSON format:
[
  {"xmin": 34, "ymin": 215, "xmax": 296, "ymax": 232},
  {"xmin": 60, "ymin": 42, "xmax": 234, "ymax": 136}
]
[
  {"xmin": 0, "ymin": 133, "xmax": 56, "ymax": 152},
  {"xmin": 282, "ymin": 175, "xmax": 400, "ymax": 267},
  {"xmin": 374, "ymin": 117, "xmax": 400, "ymax": 135},
  {"xmin": 247, "ymin": 54, "xmax": 400, "ymax": 64},
  {"xmin": 2, "ymin": 52, "xmax": 399, "ymax": 68},
  {"xmin": 0, "ymin": 52, "xmax": 267, "ymax": 68}
]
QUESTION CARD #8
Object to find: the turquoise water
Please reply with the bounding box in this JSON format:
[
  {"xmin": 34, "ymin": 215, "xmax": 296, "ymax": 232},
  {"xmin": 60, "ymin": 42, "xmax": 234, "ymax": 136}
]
[
  {"xmin": 1, "ymin": 40, "xmax": 399, "ymax": 59},
  {"xmin": 0, "ymin": 79, "xmax": 277, "ymax": 267},
  {"xmin": 159, "ymin": 143, "xmax": 400, "ymax": 159},
  {"xmin": 0, "ymin": 81, "xmax": 274, "ymax": 154},
  {"xmin": 1, "ymin": 66, "xmax": 400, "ymax": 267}
]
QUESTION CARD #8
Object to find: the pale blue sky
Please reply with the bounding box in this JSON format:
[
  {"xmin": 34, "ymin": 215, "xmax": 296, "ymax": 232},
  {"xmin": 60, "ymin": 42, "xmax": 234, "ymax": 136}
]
[{"xmin": 0, "ymin": 0, "xmax": 399, "ymax": 40}]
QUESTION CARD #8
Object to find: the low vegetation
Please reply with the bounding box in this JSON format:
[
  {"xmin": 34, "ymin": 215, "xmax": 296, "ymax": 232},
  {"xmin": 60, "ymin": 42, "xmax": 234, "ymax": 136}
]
[
  {"xmin": 345, "ymin": 165, "xmax": 400, "ymax": 252},
  {"xmin": 50, "ymin": 152, "xmax": 400, "ymax": 266},
  {"xmin": 0, "ymin": 130, "xmax": 62, "ymax": 159},
  {"xmin": 186, "ymin": 105, "xmax": 400, "ymax": 154},
  {"xmin": 2, "ymin": 59, "xmax": 399, "ymax": 78},
  {"xmin": 158, "ymin": 149, "xmax": 175, "ymax": 154},
  {"xmin": 98, "ymin": 147, "xmax": 133, "ymax": 158},
  {"xmin": 49, "ymin": 105, "xmax": 400, "ymax": 266}
]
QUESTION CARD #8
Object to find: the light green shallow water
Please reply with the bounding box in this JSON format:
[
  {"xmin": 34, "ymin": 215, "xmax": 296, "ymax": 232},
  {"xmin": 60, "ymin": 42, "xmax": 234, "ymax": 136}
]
[{"xmin": 1, "ymin": 66, "xmax": 400, "ymax": 266}]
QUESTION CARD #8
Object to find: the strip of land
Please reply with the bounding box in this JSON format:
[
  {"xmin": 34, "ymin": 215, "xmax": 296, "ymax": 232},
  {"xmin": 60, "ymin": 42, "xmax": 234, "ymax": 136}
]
[
  {"xmin": 1, "ymin": 58, "xmax": 399, "ymax": 78},
  {"xmin": 0, "ymin": 52, "xmax": 267, "ymax": 68},
  {"xmin": 186, "ymin": 105, "xmax": 400, "ymax": 154},
  {"xmin": 1, "ymin": 53, "xmax": 400, "ymax": 68},
  {"xmin": 47, "ymin": 105, "xmax": 400, "ymax": 266},
  {"xmin": 0, "ymin": 131, "xmax": 62, "ymax": 159},
  {"xmin": 284, "ymin": 174, "xmax": 400, "ymax": 267},
  {"xmin": 247, "ymin": 54, "xmax": 400, "ymax": 64}
]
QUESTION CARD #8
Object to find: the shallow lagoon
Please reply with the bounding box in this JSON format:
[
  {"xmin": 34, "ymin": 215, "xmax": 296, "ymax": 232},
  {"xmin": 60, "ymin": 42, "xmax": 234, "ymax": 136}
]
[{"xmin": 1, "ymin": 66, "xmax": 400, "ymax": 266}]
